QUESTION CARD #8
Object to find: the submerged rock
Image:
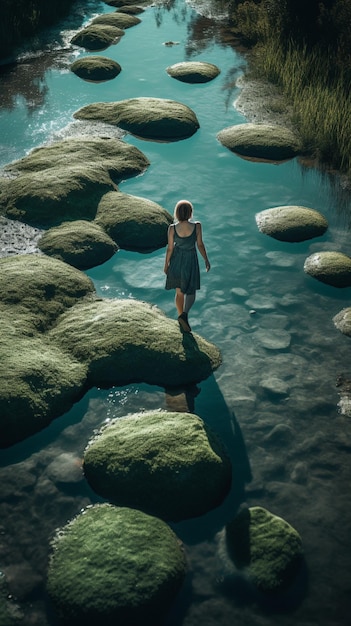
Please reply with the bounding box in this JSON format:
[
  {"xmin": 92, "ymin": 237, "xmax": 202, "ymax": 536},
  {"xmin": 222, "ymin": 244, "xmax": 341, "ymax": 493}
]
[
  {"xmin": 0, "ymin": 572, "xmax": 20, "ymax": 625},
  {"xmin": 38, "ymin": 220, "xmax": 118, "ymax": 269},
  {"xmin": 166, "ymin": 61, "xmax": 220, "ymax": 83},
  {"xmin": 0, "ymin": 255, "xmax": 222, "ymax": 447},
  {"xmin": 71, "ymin": 24, "xmax": 125, "ymax": 50},
  {"xmin": 74, "ymin": 97, "xmax": 200, "ymax": 141},
  {"xmin": 47, "ymin": 503, "xmax": 187, "ymax": 625},
  {"xmin": 70, "ymin": 56, "xmax": 122, "ymax": 81},
  {"xmin": 95, "ymin": 191, "xmax": 173, "ymax": 251},
  {"xmin": 217, "ymin": 123, "xmax": 301, "ymax": 161},
  {"xmin": 83, "ymin": 410, "xmax": 232, "ymax": 521},
  {"xmin": 304, "ymin": 251, "xmax": 351, "ymax": 287},
  {"xmin": 255, "ymin": 205, "xmax": 328, "ymax": 242},
  {"xmin": 0, "ymin": 137, "xmax": 149, "ymax": 227},
  {"xmin": 225, "ymin": 506, "xmax": 303, "ymax": 593},
  {"xmin": 91, "ymin": 11, "xmax": 141, "ymax": 29}
]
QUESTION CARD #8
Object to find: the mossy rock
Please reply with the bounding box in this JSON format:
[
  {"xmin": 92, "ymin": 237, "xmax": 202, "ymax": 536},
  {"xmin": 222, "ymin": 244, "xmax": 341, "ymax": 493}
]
[
  {"xmin": 0, "ymin": 137, "xmax": 150, "ymax": 227},
  {"xmin": 225, "ymin": 506, "xmax": 303, "ymax": 593},
  {"xmin": 217, "ymin": 123, "xmax": 301, "ymax": 161},
  {"xmin": 104, "ymin": 0, "xmax": 148, "ymax": 6},
  {"xmin": 83, "ymin": 410, "xmax": 231, "ymax": 521},
  {"xmin": 0, "ymin": 254, "xmax": 222, "ymax": 447},
  {"xmin": 304, "ymin": 251, "xmax": 351, "ymax": 287},
  {"xmin": 166, "ymin": 61, "xmax": 220, "ymax": 83},
  {"xmin": 70, "ymin": 56, "xmax": 122, "ymax": 81},
  {"xmin": 255, "ymin": 205, "xmax": 328, "ymax": 242},
  {"xmin": 48, "ymin": 298, "xmax": 222, "ymax": 388},
  {"xmin": 47, "ymin": 503, "xmax": 187, "ymax": 625},
  {"xmin": 71, "ymin": 24, "xmax": 125, "ymax": 51},
  {"xmin": 74, "ymin": 97, "xmax": 200, "ymax": 141},
  {"xmin": 117, "ymin": 5, "xmax": 145, "ymax": 14},
  {"xmin": 38, "ymin": 220, "xmax": 118, "ymax": 269},
  {"xmin": 91, "ymin": 11, "xmax": 141, "ymax": 29},
  {"xmin": 95, "ymin": 191, "xmax": 173, "ymax": 251},
  {"xmin": 333, "ymin": 308, "xmax": 351, "ymax": 336}
]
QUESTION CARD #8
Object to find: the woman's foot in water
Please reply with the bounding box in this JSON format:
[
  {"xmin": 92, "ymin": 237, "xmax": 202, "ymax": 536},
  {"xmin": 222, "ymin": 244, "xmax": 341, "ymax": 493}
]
[{"xmin": 178, "ymin": 312, "xmax": 192, "ymax": 332}]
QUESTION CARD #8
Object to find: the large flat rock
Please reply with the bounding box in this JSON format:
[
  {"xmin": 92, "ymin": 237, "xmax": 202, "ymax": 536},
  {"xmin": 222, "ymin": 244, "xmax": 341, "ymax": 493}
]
[
  {"xmin": 74, "ymin": 97, "xmax": 200, "ymax": 141},
  {"xmin": 217, "ymin": 123, "xmax": 301, "ymax": 161}
]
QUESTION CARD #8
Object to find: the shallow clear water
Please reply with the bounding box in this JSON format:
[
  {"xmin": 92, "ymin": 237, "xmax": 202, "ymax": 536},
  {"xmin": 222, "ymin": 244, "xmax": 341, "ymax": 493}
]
[{"xmin": 1, "ymin": 1, "xmax": 351, "ymax": 624}]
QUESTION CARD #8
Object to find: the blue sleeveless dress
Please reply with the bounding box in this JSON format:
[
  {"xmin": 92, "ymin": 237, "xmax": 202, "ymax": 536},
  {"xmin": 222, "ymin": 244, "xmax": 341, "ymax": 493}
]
[{"xmin": 165, "ymin": 223, "xmax": 200, "ymax": 294}]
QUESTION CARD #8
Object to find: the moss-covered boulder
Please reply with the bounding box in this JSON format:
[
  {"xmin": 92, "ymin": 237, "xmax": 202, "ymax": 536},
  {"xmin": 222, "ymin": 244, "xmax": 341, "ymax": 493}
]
[
  {"xmin": 333, "ymin": 307, "xmax": 351, "ymax": 336},
  {"xmin": 48, "ymin": 298, "xmax": 222, "ymax": 388},
  {"xmin": 74, "ymin": 97, "xmax": 200, "ymax": 141},
  {"xmin": 0, "ymin": 255, "xmax": 222, "ymax": 447},
  {"xmin": 95, "ymin": 191, "xmax": 173, "ymax": 251},
  {"xmin": 117, "ymin": 5, "xmax": 145, "ymax": 14},
  {"xmin": 70, "ymin": 56, "xmax": 122, "ymax": 81},
  {"xmin": 71, "ymin": 24, "xmax": 125, "ymax": 51},
  {"xmin": 0, "ymin": 137, "xmax": 149, "ymax": 227},
  {"xmin": 91, "ymin": 11, "xmax": 141, "ymax": 29},
  {"xmin": 304, "ymin": 251, "xmax": 351, "ymax": 287},
  {"xmin": 225, "ymin": 506, "xmax": 303, "ymax": 593},
  {"xmin": 217, "ymin": 123, "xmax": 301, "ymax": 161},
  {"xmin": 47, "ymin": 503, "xmax": 187, "ymax": 625},
  {"xmin": 255, "ymin": 205, "xmax": 328, "ymax": 242},
  {"xmin": 166, "ymin": 61, "xmax": 220, "ymax": 83},
  {"xmin": 38, "ymin": 220, "xmax": 118, "ymax": 269},
  {"xmin": 83, "ymin": 411, "xmax": 231, "ymax": 521},
  {"xmin": 0, "ymin": 255, "xmax": 93, "ymax": 447}
]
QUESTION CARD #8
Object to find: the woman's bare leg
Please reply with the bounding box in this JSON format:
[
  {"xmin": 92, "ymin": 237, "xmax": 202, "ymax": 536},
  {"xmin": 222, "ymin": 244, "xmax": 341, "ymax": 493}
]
[
  {"xmin": 184, "ymin": 293, "xmax": 195, "ymax": 314},
  {"xmin": 175, "ymin": 288, "xmax": 184, "ymax": 316}
]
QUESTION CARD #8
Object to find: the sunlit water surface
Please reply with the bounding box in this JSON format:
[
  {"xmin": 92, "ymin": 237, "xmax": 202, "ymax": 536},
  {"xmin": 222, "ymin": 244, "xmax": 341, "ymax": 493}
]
[{"xmin": 0, "ymin": 1, "xmax": 351, "ymax": 625}]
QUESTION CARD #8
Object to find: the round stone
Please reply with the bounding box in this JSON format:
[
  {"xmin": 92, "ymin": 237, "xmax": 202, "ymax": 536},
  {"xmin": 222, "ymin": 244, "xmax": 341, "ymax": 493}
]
[
  {"xmin": 166, "ymin": 61, "xmax": 220, "ymax": 83},
  {"xmin": 333, "ymin": 307, "xmax": 351, "ymax": 336},
  {"xmin": 217, "ymin": 123, "xmax": 301, "ymax": 161},
  {"xmin": 255, "ymin": 205, "xmax": 328, "ymax": 242},
  {"xmin": 47, "ymin": 503, "xmax": 187, "ymax": 623},
  {"xmin": 225, "ymin": 506, "xmax": 303, "ymax": 593},
  {"xmin": 304, "ymin": 251, "xmax": 351, "ymax": 287},
  {"xmin": 70, "ymin": 56, "xmax": 122, "ymax": 81},
  {"xmin": 83, "ymin": 410, "xmax": 232, "ymax": 521}
]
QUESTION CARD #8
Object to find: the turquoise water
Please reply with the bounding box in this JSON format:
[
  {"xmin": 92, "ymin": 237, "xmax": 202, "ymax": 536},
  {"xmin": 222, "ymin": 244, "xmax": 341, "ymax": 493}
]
[{"xmin": 1, "ymin": 1, "xmax": 351, "ymax": 624}]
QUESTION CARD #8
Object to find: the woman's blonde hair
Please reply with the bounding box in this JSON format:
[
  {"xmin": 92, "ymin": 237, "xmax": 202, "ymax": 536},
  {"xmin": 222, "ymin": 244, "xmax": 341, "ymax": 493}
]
[{"xmin": 174, "ymin": 199, "xmax": 193, "ymax": 222}]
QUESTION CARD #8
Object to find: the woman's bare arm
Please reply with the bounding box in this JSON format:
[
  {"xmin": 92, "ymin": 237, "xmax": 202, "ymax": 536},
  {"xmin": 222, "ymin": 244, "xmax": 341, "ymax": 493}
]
[
  {"xmin": 164, "ymin": 224, "xmax": 175, "ymax": 274},
  {"xmin": 196, "ymin": 222, "xmax": 210, "ymax": 271}
]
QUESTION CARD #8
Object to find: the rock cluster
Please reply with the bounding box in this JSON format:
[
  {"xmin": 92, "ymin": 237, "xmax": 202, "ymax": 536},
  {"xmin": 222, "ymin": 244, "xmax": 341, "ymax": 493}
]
[{"xmin": 0, "ymin": 255, "xmax": 222, "ymax": 447}]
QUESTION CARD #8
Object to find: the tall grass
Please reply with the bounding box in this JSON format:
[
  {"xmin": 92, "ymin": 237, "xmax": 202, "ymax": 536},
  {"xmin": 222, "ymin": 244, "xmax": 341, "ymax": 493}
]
[{"xmin": 228, "ymin": 0, "xmax": 351, "ymax": 176}]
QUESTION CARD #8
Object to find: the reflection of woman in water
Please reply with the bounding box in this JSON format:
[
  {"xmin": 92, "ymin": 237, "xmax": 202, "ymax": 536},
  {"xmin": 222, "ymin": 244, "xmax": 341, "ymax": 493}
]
[{"xmin": 164, "ymin": 199, "xmax": 210, "ymax": 333}]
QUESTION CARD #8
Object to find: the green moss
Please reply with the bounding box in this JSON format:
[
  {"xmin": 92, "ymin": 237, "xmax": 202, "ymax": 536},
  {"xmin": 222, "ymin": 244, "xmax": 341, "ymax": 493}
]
[
  {"xmin": 226, "ymin": 506, "xmax": 303, "ymax": 593},
  {"xmin": 70, "ymin": 56, "xmax": 122, "ymax": 81},
  {"xmin": 304, "ymin": 251, "xmax": 351, "ymax": 287},
  {"xmin": 83, "ymin": 410, "xmax": 231, "ymax": 520},
  {"xmin": 74, "ymin": 97, "xmax": 200, "ymax": 141},
  {"xmin": 91, "ymin": 12, "xmax": 141, "ymax": 29},
  {"xmin": 95, "ymin": 191, "xmax": 173, "ymax": 251},
  {"xmin": 217, "ymin": 123, "xmax": 301, "ymax": 161},
  {"xmin": 71, "ymin": 24, "xmax": 125, "ymax": 50},
  {"xmin": 255, "ymin": 205, "xmax": 328, "ymax": 242},
  {"xmin": 38, "ymin": 220, "xmax": 118, "ymax": 269},
  {"xmin": 166, "ymin": 61, "xmax": 220, "ymax": 83},
  {"xmin": 0, "ymin": 137, "xmax": 150, "ymax": 227},
  {"xmin": 47, "ymin": 504, "xmax": 187, "ymax": 624},
  {"xmin": 48, "ymin": 298, "xmax": 222, "ymax": 388}
]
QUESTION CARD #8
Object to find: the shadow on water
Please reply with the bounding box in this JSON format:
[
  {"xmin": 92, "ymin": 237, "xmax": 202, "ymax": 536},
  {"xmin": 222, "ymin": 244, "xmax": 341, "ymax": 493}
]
[{"xmin": 166, "ymin": 373, "xmax": 252, "ymax": 545}]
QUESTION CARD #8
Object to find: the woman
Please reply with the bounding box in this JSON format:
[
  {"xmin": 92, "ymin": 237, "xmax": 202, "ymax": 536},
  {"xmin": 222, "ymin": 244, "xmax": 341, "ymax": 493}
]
[{"xmin": 164, "ymin": 199, "xmax": 210, "ymax": 332}]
